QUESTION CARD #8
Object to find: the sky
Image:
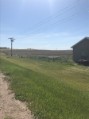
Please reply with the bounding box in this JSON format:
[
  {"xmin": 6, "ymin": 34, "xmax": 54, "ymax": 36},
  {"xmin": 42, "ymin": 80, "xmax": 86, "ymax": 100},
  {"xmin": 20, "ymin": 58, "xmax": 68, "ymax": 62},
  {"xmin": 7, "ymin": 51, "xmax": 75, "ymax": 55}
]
[{"xmin": 0, "ymin": 0, "xmax": 89, "ymax": 50}]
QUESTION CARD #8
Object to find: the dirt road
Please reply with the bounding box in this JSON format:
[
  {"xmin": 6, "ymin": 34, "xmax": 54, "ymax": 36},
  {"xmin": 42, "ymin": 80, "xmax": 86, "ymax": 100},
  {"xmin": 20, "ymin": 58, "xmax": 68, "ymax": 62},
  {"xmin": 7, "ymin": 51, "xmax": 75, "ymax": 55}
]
[{"xmin": 0, "ymin": 73, "xmax": 33, "ymax": 119}]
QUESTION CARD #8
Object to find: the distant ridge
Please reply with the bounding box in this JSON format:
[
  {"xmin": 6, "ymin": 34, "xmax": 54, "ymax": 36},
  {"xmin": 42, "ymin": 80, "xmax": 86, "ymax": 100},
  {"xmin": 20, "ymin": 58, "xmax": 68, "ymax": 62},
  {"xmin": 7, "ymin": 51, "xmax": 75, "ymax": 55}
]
[{"xmin": 0, "ymin": 48, "xmax": 72, "ymax": 57}]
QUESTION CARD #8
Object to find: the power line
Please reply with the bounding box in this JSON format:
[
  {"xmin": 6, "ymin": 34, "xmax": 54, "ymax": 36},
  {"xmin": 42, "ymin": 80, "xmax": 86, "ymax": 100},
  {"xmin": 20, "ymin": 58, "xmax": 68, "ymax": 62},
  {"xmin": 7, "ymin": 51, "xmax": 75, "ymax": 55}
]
[
  {"xmin": 22, "ymin": 0, "xmax": 79, "ymax": 35},
  {"xmin": 22, "ymin": 9, "xmax": 80, "ymax": 37}
]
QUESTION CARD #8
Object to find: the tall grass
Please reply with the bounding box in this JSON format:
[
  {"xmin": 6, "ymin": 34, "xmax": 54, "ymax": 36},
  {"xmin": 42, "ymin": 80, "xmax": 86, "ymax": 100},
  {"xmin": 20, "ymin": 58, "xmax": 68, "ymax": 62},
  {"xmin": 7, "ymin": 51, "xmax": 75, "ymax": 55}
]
[{"xmin": 0, "ymin": 56, "xmax": 89, "ymax": 119}]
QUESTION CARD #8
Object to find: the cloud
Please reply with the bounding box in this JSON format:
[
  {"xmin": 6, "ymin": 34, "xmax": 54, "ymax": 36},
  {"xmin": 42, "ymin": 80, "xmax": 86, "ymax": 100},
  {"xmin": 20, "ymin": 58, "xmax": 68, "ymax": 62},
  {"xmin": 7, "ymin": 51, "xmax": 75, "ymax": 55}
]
[{"xmin": 0, "ymin": 32, "xmax": 84, "ymax": 50}]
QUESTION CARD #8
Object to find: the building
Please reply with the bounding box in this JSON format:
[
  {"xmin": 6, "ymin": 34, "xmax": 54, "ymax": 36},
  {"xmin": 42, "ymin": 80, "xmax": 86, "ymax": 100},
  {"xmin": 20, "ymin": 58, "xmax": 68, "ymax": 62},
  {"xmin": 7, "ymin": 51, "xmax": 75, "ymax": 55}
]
[{"xmin": 72, "ymin": 37, "xmax": 89, "ymax": 64}]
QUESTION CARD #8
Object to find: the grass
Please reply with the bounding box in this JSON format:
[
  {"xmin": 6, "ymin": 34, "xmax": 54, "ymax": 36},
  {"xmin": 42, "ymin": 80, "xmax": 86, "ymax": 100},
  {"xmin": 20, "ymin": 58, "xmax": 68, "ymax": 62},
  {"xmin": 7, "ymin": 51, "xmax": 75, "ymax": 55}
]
[
  {"xmin": 4, "ymin": 117, "xmax": 13, "ymax": 119},
  {"xmin": 0, "ymin": 56, "xmax": 89, "ymax": 119}
]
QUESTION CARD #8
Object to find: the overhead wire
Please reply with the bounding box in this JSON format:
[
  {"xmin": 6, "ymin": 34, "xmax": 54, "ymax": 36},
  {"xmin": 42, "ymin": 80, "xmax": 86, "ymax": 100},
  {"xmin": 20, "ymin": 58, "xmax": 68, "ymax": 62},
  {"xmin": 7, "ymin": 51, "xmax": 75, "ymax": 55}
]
[
  {"xmin": 28, "ymin": 3, "xmax": 76, "ymax": 28},
  {"xmin": 20, "ymin": 0, "xmax": 87, "ymax": 39},
  {"xmin": 22, "ymin": 0, "xmax": 79, "ymax": 35}
]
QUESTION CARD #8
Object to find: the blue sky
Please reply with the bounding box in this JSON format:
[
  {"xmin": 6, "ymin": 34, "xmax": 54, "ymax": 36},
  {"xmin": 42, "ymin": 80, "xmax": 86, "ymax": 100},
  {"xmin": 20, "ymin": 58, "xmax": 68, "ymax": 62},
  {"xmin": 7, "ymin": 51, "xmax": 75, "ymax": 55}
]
[{"xmin": 0, "ymin": 0, "xmax": 89, "ymax": 50}]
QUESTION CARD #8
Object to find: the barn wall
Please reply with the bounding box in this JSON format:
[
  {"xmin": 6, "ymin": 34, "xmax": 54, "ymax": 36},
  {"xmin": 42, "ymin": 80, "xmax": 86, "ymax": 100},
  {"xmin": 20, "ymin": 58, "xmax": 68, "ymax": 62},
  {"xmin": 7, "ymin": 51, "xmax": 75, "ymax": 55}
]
[{"xmin": 73, "ymin": 39, "xmax": 89, "ymax": 62}]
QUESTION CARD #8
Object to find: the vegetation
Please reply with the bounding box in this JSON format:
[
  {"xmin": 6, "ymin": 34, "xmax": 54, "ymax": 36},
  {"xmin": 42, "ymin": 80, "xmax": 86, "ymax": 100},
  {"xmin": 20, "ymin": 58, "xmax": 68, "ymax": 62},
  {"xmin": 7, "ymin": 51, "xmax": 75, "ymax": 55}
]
[
  {"xmin": 0, "ymin": 55, "xmax": 89, "ymax": 119},
  {"xmin": 4, "ymin": 117, "xmax": 13, "ymax": 119}
]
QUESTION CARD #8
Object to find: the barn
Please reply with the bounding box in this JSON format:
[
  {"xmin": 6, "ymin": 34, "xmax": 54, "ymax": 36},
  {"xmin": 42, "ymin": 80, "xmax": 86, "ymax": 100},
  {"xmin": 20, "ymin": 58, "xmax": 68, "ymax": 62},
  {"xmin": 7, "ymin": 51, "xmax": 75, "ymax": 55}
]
[{"xmin": 72, "ymin": 37, "xmax": 89, "ymax": 64}]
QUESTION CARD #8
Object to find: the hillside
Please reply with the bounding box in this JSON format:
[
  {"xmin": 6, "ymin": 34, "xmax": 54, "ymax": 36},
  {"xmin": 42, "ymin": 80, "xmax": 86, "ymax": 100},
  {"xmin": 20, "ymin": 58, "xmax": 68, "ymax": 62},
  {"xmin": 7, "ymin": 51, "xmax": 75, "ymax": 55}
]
[{"xmin": 0, "ymin": 55, "xmax": 89, "ymax": 119}]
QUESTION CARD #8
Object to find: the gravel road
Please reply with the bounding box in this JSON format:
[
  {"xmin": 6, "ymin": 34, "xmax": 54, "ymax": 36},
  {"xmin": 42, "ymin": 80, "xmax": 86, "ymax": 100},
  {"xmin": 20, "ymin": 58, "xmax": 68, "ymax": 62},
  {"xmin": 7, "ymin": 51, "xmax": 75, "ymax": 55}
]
[{"xmin": 0, "ymin": 73, "xmax": 33, "ymax": 119}]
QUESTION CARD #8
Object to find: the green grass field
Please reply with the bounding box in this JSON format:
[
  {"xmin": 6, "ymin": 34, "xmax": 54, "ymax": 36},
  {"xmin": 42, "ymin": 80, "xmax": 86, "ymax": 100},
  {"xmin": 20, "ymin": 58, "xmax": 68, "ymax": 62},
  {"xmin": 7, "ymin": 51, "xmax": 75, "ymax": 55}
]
[{"xmin": 0, "ymin": 56, "xmax": 89, "ymax": 119}]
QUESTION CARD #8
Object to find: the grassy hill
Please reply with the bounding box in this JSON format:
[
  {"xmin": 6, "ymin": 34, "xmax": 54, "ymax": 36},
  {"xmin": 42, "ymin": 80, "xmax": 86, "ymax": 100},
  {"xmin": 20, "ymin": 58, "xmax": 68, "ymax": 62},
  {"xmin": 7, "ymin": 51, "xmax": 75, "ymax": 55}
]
[{"xmin": 0, "ymin": 55, "xmax": 89, "ymax": 119}]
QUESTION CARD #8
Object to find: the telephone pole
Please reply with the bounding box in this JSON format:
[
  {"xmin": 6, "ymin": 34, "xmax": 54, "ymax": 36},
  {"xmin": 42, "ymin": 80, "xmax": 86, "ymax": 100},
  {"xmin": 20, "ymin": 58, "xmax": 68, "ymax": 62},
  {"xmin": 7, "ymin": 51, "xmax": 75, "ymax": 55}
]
[{"xmin": 8, "ymin": 37, "xmax": 15, "ymax": 56}]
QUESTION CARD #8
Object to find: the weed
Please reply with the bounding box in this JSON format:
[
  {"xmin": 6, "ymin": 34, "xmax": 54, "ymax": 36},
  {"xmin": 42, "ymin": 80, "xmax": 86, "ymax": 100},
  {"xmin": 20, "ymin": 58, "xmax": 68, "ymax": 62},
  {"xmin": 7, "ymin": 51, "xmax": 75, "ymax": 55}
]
[{"xmin": 0, "ymin": 56, "xmax": 89, "ymax": 119}]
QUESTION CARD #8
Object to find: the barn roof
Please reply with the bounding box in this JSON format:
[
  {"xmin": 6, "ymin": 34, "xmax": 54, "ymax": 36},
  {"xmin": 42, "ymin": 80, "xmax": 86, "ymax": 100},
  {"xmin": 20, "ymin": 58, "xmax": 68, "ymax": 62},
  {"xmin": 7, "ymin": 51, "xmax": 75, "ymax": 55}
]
[{"xmin": 71, "ymin": 37, "xmax": 89, "ymax": 48}]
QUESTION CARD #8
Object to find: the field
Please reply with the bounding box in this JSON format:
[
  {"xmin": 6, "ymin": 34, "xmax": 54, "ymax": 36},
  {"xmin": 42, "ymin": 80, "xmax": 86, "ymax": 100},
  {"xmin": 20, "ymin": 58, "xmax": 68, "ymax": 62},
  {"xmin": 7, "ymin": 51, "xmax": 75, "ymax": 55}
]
[
  {"xmin": 0, "ymin": 49, "xmax": 72, "ymax": 57},
  {"xmin": 0, "ymin": 55, "xmax": 89, "ymax": 119}
]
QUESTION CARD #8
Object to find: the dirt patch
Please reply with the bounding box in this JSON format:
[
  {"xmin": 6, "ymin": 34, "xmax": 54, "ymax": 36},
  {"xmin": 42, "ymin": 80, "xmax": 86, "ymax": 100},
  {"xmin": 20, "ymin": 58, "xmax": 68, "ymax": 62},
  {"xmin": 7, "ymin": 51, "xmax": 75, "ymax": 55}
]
[{"xmin": 0, "ymin": 73, "xmax": 33, "ymax": 119}]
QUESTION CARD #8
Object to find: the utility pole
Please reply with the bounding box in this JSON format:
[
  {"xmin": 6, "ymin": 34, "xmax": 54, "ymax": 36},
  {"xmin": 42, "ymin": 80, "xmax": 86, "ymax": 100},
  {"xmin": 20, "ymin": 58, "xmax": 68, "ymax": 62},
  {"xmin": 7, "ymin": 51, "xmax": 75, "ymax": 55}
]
[{"xmin": 8, "ymin": 37, "xmax": 15, "ymax": 56}]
